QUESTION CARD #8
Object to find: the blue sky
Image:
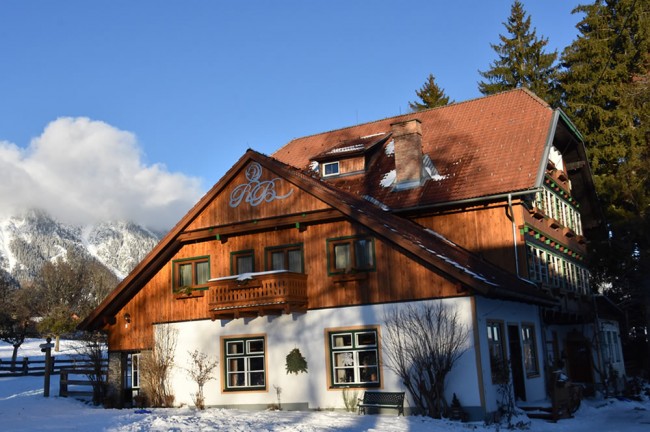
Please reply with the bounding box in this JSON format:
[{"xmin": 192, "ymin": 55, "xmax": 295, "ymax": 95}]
[{"xmin": 0, "ymin": 1, "xmax": 584, "ymax": 229}]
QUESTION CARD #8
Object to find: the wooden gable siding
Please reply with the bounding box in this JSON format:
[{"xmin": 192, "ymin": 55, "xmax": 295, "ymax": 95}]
[
  {"xmin": 106, "ymin": 217, "xmax": 467, "ymax": 351},
  {"xmin": 186, "ymin": 161, "xmax": 329, "ymax": 232},
  {"xmin": 412, "ymin": 202, "xmax": 524, "ymax": 275},
  {"xmin": 336, "ymin": 156, "xmax": 365, "ymax": 175}
]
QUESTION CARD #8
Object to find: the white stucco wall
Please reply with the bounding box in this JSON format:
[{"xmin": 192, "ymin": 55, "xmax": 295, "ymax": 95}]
[
  {"xmin": 161, "ymin": 297, "xmax": 482, "ymax": 414},
  {"xmin": 474, "ymin": 297, "xmax": 547, "ymax": 413}
]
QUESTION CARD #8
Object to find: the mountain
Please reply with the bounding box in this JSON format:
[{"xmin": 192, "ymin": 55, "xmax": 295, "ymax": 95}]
[{"xmin": 0, "ymin": 209, "xmax": 162, "ymax": 284}]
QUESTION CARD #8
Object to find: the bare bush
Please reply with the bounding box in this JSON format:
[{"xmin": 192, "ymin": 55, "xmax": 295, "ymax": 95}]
[
  {"xmin": 76, "ymin": 331, "xmax": 107, "ymax": 406},
  {"xmin": 186, "ymin": 349, "xmax": 218, "ymax": 410},
  {"xmin": 140, "ymin": 324, "xmax": 178, "ymax": 407},
  {"xmin": 382, "ymin": 301, "xmax": 469, "ymax": 418}
]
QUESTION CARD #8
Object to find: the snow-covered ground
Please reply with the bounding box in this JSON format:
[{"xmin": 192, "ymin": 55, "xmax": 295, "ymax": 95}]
[{"xmin": 2, "ymin": 340, "xmax": 650, "ymax": 431}]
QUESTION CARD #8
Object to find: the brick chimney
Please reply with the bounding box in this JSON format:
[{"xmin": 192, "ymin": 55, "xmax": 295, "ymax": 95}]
[{"xmin": 391, "ymin": 119, "xmax": 423, "ymax": 190}]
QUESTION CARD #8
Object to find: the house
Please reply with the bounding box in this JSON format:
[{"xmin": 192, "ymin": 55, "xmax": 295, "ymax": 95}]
[{"xmin": 79, "ymin": 89, "xmax": 611, "ymax": 419}]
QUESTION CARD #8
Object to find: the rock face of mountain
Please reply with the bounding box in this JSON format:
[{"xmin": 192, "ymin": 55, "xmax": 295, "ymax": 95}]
[{"xmin": 0, "ymin": 209, "xmax": 161, "ymax": 283}]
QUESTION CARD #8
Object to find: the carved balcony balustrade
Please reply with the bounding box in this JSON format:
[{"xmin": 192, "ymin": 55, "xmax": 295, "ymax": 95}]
[{"xmin": 208, "ymin": 271, "xmax": 308, "ymax": 320}]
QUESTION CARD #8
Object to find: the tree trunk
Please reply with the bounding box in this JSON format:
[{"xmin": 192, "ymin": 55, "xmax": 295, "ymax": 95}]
[
  {"xmin": 11, "ymin": 345, "xmax": 19, "ymax": 371},
  {"xmin": 55, "ymin": 335, "xmax": 60, "ymax": 352}
]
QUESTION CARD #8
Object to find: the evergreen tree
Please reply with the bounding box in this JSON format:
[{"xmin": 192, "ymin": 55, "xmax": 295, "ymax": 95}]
[
  {"xmin": 409, "ymin": 74, "xmax": 453, "ymax": 111},
  {"xmin": 478, "ymin": 1, "xmax": 560, "ymax": 105},
  {"xmin": 560, "ymin": 0, "xmax": 650, "ymax": 372}
]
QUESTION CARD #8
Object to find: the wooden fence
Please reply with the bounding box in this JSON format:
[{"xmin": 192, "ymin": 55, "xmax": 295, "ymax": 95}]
[
  {"xmin": 59, "ymin": 368, "xmax": 106, "ymax": 400},
  {"xmin": 0, "ymin": 356, "xmax": 108, "ymax": 377}
]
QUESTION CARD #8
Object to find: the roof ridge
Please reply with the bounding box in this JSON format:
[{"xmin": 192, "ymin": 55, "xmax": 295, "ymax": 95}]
[{"xmin": 273, "ymin": 89, "xmax": 550, "ymax": 154}]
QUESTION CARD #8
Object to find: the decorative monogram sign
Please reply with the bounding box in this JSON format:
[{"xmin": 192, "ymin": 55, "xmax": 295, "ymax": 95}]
[{"xmin": 229, "ymin": 162, "xmax": 294, "ymax": 208}]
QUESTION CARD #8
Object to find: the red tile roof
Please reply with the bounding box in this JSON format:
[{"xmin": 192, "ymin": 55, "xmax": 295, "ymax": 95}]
[{"xmin": 273, "ymin": 89, "xmax": 554, "ymax": 209}]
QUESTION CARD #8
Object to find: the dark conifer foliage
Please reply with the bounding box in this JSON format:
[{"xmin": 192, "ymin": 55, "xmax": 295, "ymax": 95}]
[
  {"xmin": 409, "ymin": 74, "xmax": 453, "ymax": 111},
  {"xmin": 560, "ymin": 0, "xmax": 649, "ymax": 372},
  {"xmin": 478, "ymin": 1, "xmax": 559, "ymax": 105}
]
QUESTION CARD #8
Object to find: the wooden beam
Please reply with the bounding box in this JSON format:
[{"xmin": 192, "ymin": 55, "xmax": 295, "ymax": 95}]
[{"xmin": 178, "ymin": 209, "xmax": 343, "ymax": 243}]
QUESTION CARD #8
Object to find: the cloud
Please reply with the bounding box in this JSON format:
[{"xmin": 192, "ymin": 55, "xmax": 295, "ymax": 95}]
[{"xmin": 0, "ymin": 117, "xmax": 204, "ymax": 230}]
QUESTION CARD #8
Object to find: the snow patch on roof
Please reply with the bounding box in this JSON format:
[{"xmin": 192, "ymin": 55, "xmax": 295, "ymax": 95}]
[
  {"xmin": 363, "ymin": 195, "xmax": 390, "ymax": 211},
  {"xmin": 360, "ymin": 132, "xmax": 386, "ymax": 139},
  {"xmin": 380, "ymin": 170, "xmax": 396, "ymax": 188},
  {"xmin": 327, "ymin": 144, "xmax": 365, "ymax": 154},
  {"xmin": 309, "ymin": 161, "xmax": 319, "ymax": 172},
  {"xmin": 385, "ymin": 139, "xmax": 394, "ymax": 156}
]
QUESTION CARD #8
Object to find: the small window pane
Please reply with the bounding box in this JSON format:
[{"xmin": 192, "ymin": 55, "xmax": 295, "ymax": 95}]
[
  {"xmin": 237, "ymin": 255, "xmax": 253, "ymax": 274},
  {"xmin": 227, "ymin": 341, "xmax": 244, "ymax": 355},
  {"xmin": 271, "ymin": 252, "xmax": 285, "ymax": 270},
  {"xmin": 334, "ymin": 244, "xmax": 350, "ymax": 270},
  {"xmin": 248, "ymin": 339, "xmax": 264, "ymax": 353},
  {"xmin": 179, "ymin": 263, "xmax": 193, "ymax": 287},
  {"xmin": 196, "ymin": 261, "xmax": 210, "ymax": 284},
  {"xmin": 324, "ymin": 162, "xmax": 339, "ymax": 176},
  {"xmin": 355, "ymin": 239, "xmax": 373, "ymax": 268},
  {"xmin": 332, "ymin": 334, "xmax": 352, "ymax": 348},
  {"xmin": 288, "ymin": 249, "xmax": 302, "ymax": 272},
  {"xmin": 357, "ymin": 332, "xmax": 377, "ymax": 347}
]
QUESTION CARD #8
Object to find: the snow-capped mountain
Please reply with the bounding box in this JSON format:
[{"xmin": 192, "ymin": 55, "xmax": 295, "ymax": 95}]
[{"xmin": 0, "ymin": 209, "xmax": 162, "ymax": 283}]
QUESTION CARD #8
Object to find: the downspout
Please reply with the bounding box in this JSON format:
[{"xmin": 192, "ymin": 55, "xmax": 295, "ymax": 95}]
[{"xmin": 507, "ymin": 194, "xmax": 521, "ymax": 278}]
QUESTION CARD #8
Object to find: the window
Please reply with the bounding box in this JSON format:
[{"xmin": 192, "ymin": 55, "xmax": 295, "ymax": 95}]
[
  {"xmin": 327, "ymin": 236, "xmax": 375, "ymax": 275},
  {"xmin": 224, "ymin": 337, "xmax": 266, "ymax": 390},
  {"xmin": 487, "ymin": 321, "xmax": 507, "ymax": 383},
  {"xmin": 328, "ymin": 328, "xmax": 380, "ymax": 387},
  {"xmin": 231, "ymin": 250, "xmax": 254, "ymax": 275},
  {"xmin": 265, "ymin": 244, "xmax": 304, "ymax": 273},
  {"xmin": 521, "ymin": 325, "xmax": 540, "ymax": 376},
  {"xmin": 322, "ymin": 161, "xmax": 340, "ymax": 177},
  {"xmin": 525, "ymin": 243, "xmax": 590, "ymax": 295},
  {"xmin": 172, "ymin": 256, "xmax": 210, "ymax": 291}
]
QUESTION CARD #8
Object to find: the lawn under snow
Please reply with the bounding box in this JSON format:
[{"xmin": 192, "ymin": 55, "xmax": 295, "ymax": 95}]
[{"xmin": 2, "ymin": 340, "xmax": 650, "ymax": 431}]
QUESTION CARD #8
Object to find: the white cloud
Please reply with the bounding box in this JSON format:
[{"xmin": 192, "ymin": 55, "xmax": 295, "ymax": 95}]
[{"xmin": 0, "ymin": 117, "xmax": 203, "ymax": 230}]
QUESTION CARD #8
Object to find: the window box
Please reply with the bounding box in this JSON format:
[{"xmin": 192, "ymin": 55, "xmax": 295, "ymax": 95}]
[
  {"xmin": 174, "ymin": 287, "xmax": 207, "ymax": 299},
  {"xmin": 332, "ymin": 272, "xmax": 369, "ymax": 283}
]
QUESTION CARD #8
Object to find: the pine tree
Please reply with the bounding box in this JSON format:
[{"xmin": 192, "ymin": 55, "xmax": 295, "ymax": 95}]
[
  {"xmin": 409, "ymin": 74, "xmax": 453, "ymax": 111},
  {"xmin": 478, "ymin": 1, "xmax": 559, "ymax": 105},
  {"xmin": 560, "ymin": 0, "xmax": 650, "ymax": 372}
]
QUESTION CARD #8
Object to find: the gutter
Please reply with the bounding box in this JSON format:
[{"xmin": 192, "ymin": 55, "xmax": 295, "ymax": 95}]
[{"xmin": 393, "ymin": 188, "xmax": 542, "ymax": 214}]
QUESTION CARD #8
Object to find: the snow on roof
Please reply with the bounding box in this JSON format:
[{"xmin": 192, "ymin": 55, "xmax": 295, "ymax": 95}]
[{"xmin": 326, "ymin": 143, "xmax": 365, "ymax": 154}]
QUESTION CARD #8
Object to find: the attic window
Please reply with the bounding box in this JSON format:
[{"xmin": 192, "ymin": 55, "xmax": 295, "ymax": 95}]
[{"xmin": 322, "ymin": 161, "xmax": 340, "ymax": 177}]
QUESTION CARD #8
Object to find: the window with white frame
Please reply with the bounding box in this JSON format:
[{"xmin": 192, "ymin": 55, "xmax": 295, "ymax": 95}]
[
  {"xmin": 322, "ymin": 161, "xmax": 340, "ymax": 177},
  {"xmin": 526, "ymin": 244, "xmax": 590, "ymax": 295},
  {"xmin": 328, "ymin": 328, "xmax": 380, "ymax": 387},
  {"xmin": 487, "ymin": 321, "xmax": 507, "ymax": 383},
  {"xmin": 224, "ymin": 337, "xmax": 266, "ymax": 390},
  {"xmin": 521, "ymin": 325, "xmax": 540, "ymax": 376},
  {"xmin": 534, "ymin": 187, "xmax": 583, "ymax": 235}
]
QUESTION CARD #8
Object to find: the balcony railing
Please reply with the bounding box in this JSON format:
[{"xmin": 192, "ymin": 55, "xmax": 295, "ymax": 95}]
[{"xmin": 208, "ymin": 271, "xmax": 308, "ymax": 320}]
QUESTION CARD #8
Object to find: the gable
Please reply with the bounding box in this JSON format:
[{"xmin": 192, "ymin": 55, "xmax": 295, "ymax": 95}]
[{"xmin": 187, "ymin": 161, "xmax": 330, "ymax": 231}]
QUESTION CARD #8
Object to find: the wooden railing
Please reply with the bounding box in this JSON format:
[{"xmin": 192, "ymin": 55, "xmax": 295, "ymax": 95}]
[
  {"xmin": 209, "ymin": 272, "xmax": 308, "ymax": 319},
  {"xmin": 59, "ymin": 368, "xmax": 107, "ymax": 400},
  {"xmin": 0, "ymin": 356, "xmax": 108, "ymax": 377}
]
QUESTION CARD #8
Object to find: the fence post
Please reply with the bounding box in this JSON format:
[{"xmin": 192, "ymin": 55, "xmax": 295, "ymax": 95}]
[
  {"xmin": 60, "ymin": 370, "xmax": 68, "ymax": 397},
  {"xmin": 22, "ymin": 357, "xmax": 28, "ymax": 375},
  {"xmin": 50, "ymin": 356, "xmax": 56, "ymax": 374}
]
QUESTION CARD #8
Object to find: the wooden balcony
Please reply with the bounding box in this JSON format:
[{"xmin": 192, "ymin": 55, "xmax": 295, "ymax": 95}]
[{"xmin": 208, "ymin": 271, "xmax": 308, "ymax": 320}]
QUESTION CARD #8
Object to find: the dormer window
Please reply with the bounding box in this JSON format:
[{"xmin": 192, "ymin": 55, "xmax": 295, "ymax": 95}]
[{"xmin": 322, "ymin": 161, "xmax": 340, "ymax": 177}]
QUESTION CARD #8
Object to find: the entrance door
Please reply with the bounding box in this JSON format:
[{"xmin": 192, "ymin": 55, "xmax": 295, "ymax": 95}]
[{"xmin": 508, "ymin": 325, "xmax": 526, "ymax": 401}]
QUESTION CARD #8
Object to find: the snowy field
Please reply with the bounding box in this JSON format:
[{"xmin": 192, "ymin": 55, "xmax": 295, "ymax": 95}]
[{"xmin": 2, "ymin": 340, "xmax": 650, "ymax": 431}]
